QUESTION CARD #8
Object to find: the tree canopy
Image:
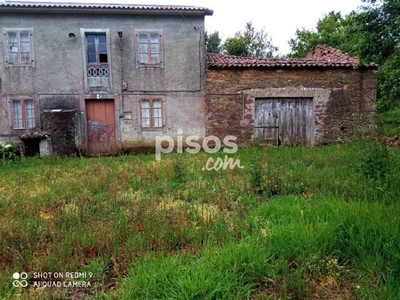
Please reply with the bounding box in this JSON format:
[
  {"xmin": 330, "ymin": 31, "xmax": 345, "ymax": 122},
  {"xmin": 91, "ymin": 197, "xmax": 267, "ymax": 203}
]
[
  {"xmin": 223, "ymin": 22, "xmax": 279, "ymax": 58},
  {"xmin": 288, "ymin": 11, "xmax": 361, "ymax": 58},
  {"xmin": 205, "ymin": 31, "xmax": 222, "ymax": 54},
  {"xmin": 288, "ymin": 0, "xmax": 400, "ymax": 111}
]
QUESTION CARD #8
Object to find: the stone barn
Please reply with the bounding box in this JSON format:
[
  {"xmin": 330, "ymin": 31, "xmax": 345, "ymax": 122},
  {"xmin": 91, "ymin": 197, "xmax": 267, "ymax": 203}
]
[{"xmin": 205, "ymin": 45, "xmax": 377, "ymax": 146}]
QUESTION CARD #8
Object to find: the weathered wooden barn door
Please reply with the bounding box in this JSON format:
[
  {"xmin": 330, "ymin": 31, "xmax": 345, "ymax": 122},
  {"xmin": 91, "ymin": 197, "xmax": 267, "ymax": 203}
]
[
  {"xmin": 254, "ymin": 98, "xmax": 313, "ymax": 146},
  {"xmin": 86, "ymin": 99, "xmax": 116, "ymax": 155}
]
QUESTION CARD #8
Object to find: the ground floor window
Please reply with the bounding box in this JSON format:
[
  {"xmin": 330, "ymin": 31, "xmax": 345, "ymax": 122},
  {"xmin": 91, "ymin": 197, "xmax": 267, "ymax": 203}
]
[
  {"xmin": 11, "ymin": 99, "xmax": 35, "ymax": 129},
  {"xmin": 140, "ymin": 98, "xmax": 163, "ymax": 129}
]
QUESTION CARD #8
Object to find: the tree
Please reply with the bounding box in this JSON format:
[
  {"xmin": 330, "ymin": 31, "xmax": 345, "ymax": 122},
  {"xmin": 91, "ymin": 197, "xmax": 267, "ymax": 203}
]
[
  {"xmin": 356, "ymin": 0, "xmax": 400, "ymax": 111},
  {"xmin": 223, "ymin": 35, "xmax": 251, "ymax": 57},
  {"xmin": 223, "ymin": 21, "xmax": 278, "ymax": 58},
  {"xmin": 356, "ymin": 0, "xmax": 400, "ymax": 64},
  {"xmin": 288, "ymin": 4, "xmax": 400, "ymax": 111},
  {"xmin": 205, "ymin": 31, "xmax": 222, "ymax": 54},
  {"xmin": 288, "ymin": 11, "xmax": 361, "ymax": 58}
]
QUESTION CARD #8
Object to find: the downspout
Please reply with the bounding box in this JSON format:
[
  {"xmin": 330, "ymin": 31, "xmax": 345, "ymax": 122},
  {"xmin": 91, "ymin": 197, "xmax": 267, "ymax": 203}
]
[{"xmin": 118, "ymin": 30, "xmax": 124, "ymax": 115}]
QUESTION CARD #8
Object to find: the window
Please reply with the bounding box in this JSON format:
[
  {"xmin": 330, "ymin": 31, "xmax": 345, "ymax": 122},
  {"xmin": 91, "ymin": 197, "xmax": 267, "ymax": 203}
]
[
  {"xmin": 4, "ymin": 29, "xmax": 33, "ymax": 66},
  {"xmin": 86, "ymin": 34, "xmax": 108, "ymax": 64},
  {"xmin": 137, "ymin": 32, "xmax": 162, "ymax": 66},
  {"xmin": 11, "ymin": 99, "xmax": 35, "ymax": 129},
  {"xmin": 81, "ymin": 29, "xmax": 111, "ymax": 91},
  {"xmin": 140, "ymin": 98, "xmax": 163, "ymax": 128}
]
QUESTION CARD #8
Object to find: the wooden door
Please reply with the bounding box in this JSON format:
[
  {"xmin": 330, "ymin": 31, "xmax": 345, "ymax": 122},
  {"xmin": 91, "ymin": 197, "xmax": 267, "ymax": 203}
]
[
  {"xmin": 254, "ymin": 98, "xmax": 313, "ymax": 146},
  {"xmin": 86, "ymin": 99, "xmax": 116, "ymax": 154}
]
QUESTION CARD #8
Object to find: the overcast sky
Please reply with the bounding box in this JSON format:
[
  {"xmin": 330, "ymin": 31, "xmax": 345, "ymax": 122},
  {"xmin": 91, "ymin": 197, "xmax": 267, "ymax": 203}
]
[
  {"xmin": 6, "ymin": 0, "xmax": 364, "ymax": 54},
  {"xmin": 143, "ymin": 0, "xmax": 364, "ymax": 54}
]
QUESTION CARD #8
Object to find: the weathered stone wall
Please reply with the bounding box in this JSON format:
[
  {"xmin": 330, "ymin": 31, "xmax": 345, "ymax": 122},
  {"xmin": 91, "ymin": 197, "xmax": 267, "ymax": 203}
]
[
  {"xmin": 0, "ymin": 12, "xmax": 207, "ymax": 153},
  {"xmin": 205, "ymin": 67, "xmax": 376, "ymax": 145}
]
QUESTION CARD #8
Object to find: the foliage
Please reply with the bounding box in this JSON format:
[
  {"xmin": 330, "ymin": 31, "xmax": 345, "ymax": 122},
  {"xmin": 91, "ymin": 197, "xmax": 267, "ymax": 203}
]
[
  {"xmin": 377, "ymin": 108, "xmax": 400, "ymax": 123},
  {"xmin": 205, "ymin": 31, "xmax": 222, "ymax": 53},
  {"xmin": 223, "ymin": 34, "xmax": 251, "ymax": 57},
  {"xmin": 375, "ymin": 51, "xmax": 400, "ymax": 112},
  {"xmin": 249, "ymin": 162, "xmax": 263, "ymax": 191},
  {"xmin": 288, "ymin": 11, "xmax": 361, "ymax": 58},
  {"xmin": 223, "ymin": 21, "xmax": 278, "ymax": 57},
  {"xmin": 356, "ymin": 0, "xmax": 400, "ymax": 65},
  {"xmin": 356, "ymin": 0, "xmax": 400, "ymax": 111},
  {"xmin": 0, "ymin": 142, "xmax": 20, "ymax": 160},
  {"xmin": 172, "ymin": 161, "xmax": 186, "ymax": 183},
  {"xmin": 359, "ymin": 141, "xmax": 391, "ymax": 180},
  {"xmin": 288, "ymin": 1, "xmax": 400, "ymax": 112}
]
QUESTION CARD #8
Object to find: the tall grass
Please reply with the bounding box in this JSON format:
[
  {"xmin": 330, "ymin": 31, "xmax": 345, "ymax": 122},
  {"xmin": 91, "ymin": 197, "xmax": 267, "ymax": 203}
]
[{"xmin": 0, "ymin": 143, "xmax": 399, "ymax": 299}]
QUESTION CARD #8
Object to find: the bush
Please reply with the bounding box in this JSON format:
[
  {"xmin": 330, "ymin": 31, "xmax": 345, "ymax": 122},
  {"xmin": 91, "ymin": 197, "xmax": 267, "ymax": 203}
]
[
  {"xmin": 250, "ymin": 162, "xmax": 263, "ymax": 191},
  {"xmin": 172, "ymin": 162, "xmax": 186, "ymax": 183},
  {"xmin": 360, "ymin": 141, "xmax": 391, "ymax": 181},
  {"xmin": 0, "ymin": 142, "xmax": 20, "ymax": 160}
]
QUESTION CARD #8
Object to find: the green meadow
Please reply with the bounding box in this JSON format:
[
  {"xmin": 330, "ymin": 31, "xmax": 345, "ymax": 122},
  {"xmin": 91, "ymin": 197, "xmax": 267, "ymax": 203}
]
[{"xmin": 1, "ymin": 113, "xmax": 400, "ymax": 299}]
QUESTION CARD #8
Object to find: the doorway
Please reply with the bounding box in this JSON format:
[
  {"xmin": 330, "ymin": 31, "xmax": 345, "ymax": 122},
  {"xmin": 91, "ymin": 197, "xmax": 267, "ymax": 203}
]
[{"xmin": 86, "ymin": 99, "xmax": 116, "ymax": 154}]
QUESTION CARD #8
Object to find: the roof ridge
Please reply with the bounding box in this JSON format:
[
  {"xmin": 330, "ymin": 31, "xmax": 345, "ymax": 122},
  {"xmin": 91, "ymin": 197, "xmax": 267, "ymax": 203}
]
[
  {"xmin": 3, "ymin": 0, "xmax": 204, "ymax": 7},
  {"xmin": 0, "ymin": 1, "xmax": 214, "ymax": 14},
  {"xmin": 206, "ymin": 49, "xmax": 377, "ymax": 69}
]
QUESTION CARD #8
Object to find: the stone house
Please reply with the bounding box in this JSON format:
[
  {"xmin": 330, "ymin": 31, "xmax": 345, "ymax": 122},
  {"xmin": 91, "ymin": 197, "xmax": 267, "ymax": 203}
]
[
  {"xmin": 0, "ymin": 1, "xmax": 212, "ymax": 155},
  {"xmin": 206, "ymin": 45, "xmax": 377, "ymax": 146}
]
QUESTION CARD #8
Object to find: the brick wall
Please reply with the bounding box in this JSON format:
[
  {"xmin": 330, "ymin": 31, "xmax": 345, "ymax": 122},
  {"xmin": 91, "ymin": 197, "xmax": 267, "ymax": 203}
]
[{"xmin": 205, "ymin": 67, "xmax": 376, "ymax": 145}]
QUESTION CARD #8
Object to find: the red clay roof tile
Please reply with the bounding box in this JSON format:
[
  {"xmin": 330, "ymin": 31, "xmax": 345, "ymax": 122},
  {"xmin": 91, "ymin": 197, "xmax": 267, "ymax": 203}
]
[{"xmin": 207, "ymin": 45, "xmax": 377, "ymax": 69}]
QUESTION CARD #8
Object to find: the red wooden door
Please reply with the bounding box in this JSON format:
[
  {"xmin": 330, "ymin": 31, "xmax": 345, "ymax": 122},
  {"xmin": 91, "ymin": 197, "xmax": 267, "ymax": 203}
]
[{"xmin": 86, "ymin": 99, "xmax": 116, "ymax": 154}]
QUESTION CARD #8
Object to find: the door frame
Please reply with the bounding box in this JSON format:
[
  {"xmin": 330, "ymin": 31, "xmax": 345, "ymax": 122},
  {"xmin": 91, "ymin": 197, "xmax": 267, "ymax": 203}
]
[
  {"xmin": 243, "ymin": 88, "xmax": 330, "ymax": 146},
  {"xmin": 79, "ymin": 93, "xmax": 121, "ymax": 154},
  {"xmin": 254, "ymin": 97, "xmax": 313, "ymax": 146}
]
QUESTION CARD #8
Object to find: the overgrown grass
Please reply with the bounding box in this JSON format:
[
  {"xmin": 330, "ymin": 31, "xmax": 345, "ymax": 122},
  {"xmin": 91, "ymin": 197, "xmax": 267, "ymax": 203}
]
[
  {"xmin": 1, "ymin": 142, "xmax": 400, "ymax": 299},
  {"xmin": 376, "ymin": 108, "xmax": 400, "ymax": 138}
]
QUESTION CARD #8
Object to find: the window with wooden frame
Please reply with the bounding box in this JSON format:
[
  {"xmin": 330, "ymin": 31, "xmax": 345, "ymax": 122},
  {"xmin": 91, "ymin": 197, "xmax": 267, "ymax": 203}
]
[
  {"xmin": 140, "ymin": 98, "xmax": 163, "ymax": 128},
  {"xmin": 136, "ymin": 31, "xmax": 162, "ymax": 66},
  {"xmin": 81, "ymin": 29, "xmax": 111, "ymax": 91},
  {"xmin": 4, "ymin": 28, "xmax": 34, "ymax": 66},
  {"xmin": 86, "ymin": 33, "xmax": 108, "ymax": 65},
  {"xmin": 11, "ymin": 99, "xmax": 36, "ymax": 129}
]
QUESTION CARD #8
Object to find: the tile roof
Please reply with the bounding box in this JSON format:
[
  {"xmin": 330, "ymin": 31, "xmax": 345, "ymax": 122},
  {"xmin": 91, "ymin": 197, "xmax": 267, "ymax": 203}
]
[
  {"xmin": 207, "ymin": 45, "xmax": 377, "ymax": 69},
  {"xmin": 0, "ymin": 1, "xmax": 213, "ymax": 15}
]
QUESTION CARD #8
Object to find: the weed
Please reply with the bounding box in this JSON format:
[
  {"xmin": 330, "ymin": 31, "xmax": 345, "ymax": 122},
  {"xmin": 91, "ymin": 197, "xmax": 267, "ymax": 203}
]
[
  {"xmin": 250, "ymin": 162, "xmax": 263, "ymax": 192},
  {"xmin": 265, "ymin": 171, "xmax": 282, "ymax": 197},
  {"xmin": 359, "ymin": 141, "xmax": 391, "ymax": 180},
  {"xmin": 173, "ymin": 161, "xmax": 186, "ymax": 184},
  {"xmin": 0, "ymin": 143, "xmax": 399, "ymax": 299}
]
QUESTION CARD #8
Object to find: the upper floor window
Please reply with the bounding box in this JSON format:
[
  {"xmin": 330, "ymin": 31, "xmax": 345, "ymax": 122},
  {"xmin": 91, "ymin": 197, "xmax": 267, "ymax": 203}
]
[
  {"xmin": 11, "ymin": 99, "xmax": 35, "ymax": 129},
  {"xmin": 137, "ymin": 31, "xmax": 162, "ymax": 67},
  {"xmin": 4, "ymin": 28, "xmax": 34, "ymax": 67},
  {"xmin": 86, "ymin": 34, "xmax": 108, "ymax": 64},
  {"xmin": 81, "ymin": 29, "xmax": 111, "ymax": 91}
]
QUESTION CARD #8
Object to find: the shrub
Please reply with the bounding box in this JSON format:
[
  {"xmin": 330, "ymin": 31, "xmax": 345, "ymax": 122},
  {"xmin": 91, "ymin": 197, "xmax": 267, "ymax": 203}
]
[
  {"xmin": 0, "ymin": 142, "xmax": 20, "ymax": 160},
  {"xmin": 360, "ymin": 141, "xmax": 391, "ymax": 181},
  {"xmin": 250, "ymin": 162, "xmax": 263, "ymax": 191},
  {"xmin": 172, "ymin": 162, "xmax": 186, "ymax": 183}
]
